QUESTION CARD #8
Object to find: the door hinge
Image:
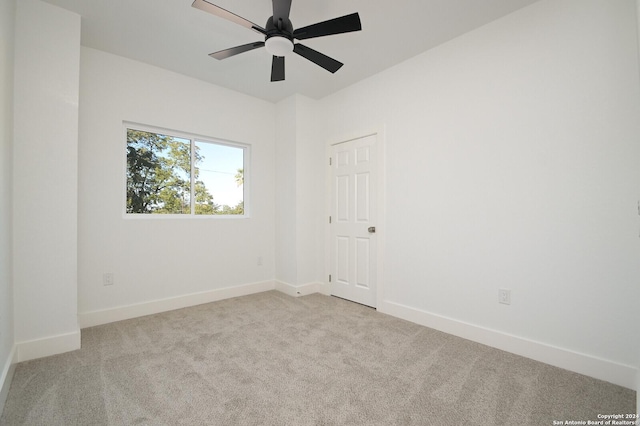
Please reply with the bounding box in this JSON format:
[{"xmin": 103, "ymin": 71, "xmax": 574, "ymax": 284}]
[
  {"xmin": 329, "ymin": 157, "xmax": 332, "ymax": 166},
  {"xmin": 329, "ymin": 274, "xmax": 332, "ymax": 282},
  {"xmin": 329, "ymin": 216, "xmax": 332, "ymax": 224}
]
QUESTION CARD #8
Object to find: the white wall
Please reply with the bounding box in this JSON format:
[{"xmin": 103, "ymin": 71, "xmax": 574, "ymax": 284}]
[
  {"xmin": 275, "ymin": 95, "xmax": 325, "ymax": 289},
  {"xmin": 13, "ymin": 0, "xmax": 81, "ymax": 361},
  {"xmin": 294, "ymin": 95, "xmax": 326, "ymax": 286},
  {"xmin": 321, "ymin": 0, "xmax": 640, "ymax": 388},
  {"xmin": 0, "ymin": 0, "xmax": 16, "ymax": 412},
  {"xmin": 275, "ymin": 97, "xmax": 298, "ymax": 285},
  {"xmin": 77, "ymin": 47, "xmax": 276, "ymax": 319}
]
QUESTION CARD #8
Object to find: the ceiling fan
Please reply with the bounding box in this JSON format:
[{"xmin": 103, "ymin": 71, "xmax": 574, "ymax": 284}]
[{"xmin": 192, "ymin": 0, "xmax": 362, "ymax": 82}]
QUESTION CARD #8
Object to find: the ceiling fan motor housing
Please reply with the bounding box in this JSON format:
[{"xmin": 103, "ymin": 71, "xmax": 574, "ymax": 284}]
[{"xmin": 266, "ymin": 16, "xmax": 294, "ymax": 37}]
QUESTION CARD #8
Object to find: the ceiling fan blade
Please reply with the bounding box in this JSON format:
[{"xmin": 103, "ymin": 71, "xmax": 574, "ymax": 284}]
[
  {"xmin": 272, "ymin": 0, "xmax": 292, "ymax": 25},
  {"xmin": 271, "ymin": 56, "xmax": 285, "ymax": 82},
  {"xmin": 293, "ymin": 44, "xmax": 343, "ymax": 73},
  {"xmin": 209, "ymin": 42, "xmax": 265, "ymax": 60},
  {"xmin": 293, "ymin": 13, "xmax": 361, "ymax": 40},
  {"xmin": 192, "ymin": 0, "xmax": 266, "ymax": 35}
]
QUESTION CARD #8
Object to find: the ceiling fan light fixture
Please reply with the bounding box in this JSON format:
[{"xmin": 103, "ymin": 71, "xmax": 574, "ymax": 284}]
[{"xmin": 265, "ymin": 36, "xmax": 293, "ymax": 57}]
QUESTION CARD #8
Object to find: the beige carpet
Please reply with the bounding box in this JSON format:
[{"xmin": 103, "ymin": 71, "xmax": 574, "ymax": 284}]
[{"xmin": 0, "ymin": 291, "xmax": 635, "ymax": 425}]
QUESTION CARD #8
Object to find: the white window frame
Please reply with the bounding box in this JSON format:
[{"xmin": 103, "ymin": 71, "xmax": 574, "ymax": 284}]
[{"xmin": 123, "ymin": 121, "xmax": 251, "ymax": 219}]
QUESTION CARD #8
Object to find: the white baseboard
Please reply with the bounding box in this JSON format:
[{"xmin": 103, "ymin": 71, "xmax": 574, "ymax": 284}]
[
  {"xmin": 15, "ymin": 330, "xmax": 81, "ymax": 364},
  {"xmin": 79, "ymin": 280, "xmax": 276, "ymax": 329},
  {"xmin": 275, "ymin": 281, "xmax": 322, "ymax": 297},
  {"xmin": 317, "ymin": 282, "xmax": 331, "ymax": 296},
  {"xmin": 0, "ymin": 346, "xmax": 16, "ymax": 418},
  {"xmin": 380, "ymin": 300, "xmax": 637, "ymax": 390}
]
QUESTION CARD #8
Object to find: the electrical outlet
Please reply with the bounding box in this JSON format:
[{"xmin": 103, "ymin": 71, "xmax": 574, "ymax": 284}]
[
  {"xmin": 103, "ymin": 272, "xmax": 114, "ymax": 286},
  {"xmin": 499, "ymin": 288, "xmax": 511, "ymax": 305}
]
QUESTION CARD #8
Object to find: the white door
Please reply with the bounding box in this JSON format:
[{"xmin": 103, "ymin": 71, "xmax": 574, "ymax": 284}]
[{"xmin": 330, "ymin": 134, "xmax": 377, "ymax": 308}]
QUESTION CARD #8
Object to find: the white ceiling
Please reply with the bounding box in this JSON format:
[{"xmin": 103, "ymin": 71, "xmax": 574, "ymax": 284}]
[{"xmin": 40, "ymin": 0, "xmax": 541, "ymax": 103}]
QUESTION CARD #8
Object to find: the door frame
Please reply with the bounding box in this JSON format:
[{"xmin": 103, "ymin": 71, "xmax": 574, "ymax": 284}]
[{"xmin": 324, "ymin": 126, "xmax": 386, "ymax": 309}]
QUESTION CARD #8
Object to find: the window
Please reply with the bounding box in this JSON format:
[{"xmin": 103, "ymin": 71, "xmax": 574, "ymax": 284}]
[{"xmin": 125, "ymin": 125, "xmax": 247, "ymax": 216}]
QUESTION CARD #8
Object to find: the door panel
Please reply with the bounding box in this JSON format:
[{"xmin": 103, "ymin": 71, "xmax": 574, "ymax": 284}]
[
  {"xmin": 330, "ymin": 135, "xmax": 377, "ymax": 307},
  {"xmin": 336, "ymin": 175, "xmax": 350, "ymax": 221},
  {"xmin": 355, "ymin": 173, "xmax": 370, "ymax": 222},
  {"xmin": 355, "ymin": 237, "xmax": 370, "ymax": 289},
  {"xmin": 336, "ymin": 236, "xmax": 350, "ymax": 285}
]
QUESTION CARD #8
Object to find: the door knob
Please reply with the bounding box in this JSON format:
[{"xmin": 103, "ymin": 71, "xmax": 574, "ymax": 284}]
[{"xmin": 368, "ymin": 226, "xmax": 376, "ymax": 233}]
